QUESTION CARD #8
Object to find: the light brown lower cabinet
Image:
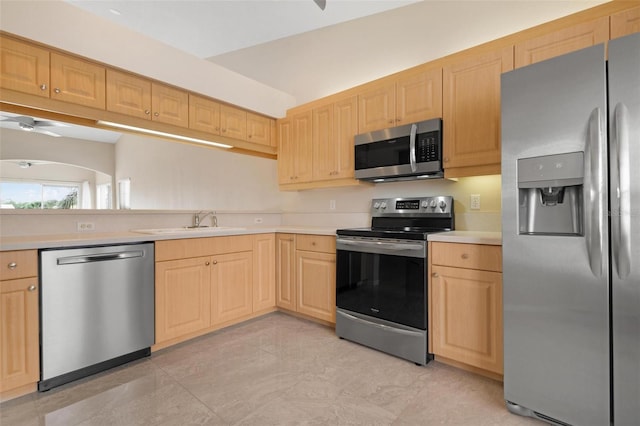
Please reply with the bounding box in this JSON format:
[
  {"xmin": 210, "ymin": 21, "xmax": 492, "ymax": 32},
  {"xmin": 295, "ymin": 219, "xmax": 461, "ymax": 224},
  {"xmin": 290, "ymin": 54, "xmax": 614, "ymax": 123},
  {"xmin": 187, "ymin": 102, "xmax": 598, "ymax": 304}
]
[
  {"xmin": 154, "ymin": 234, "xmax": 275, "ymax": 348},
  {"xmin": 276, "ymin": 234, "xmax": 336, "ymax": 324},
  {"xmin": 430, "ymin": 242, "xmax": 503, "ymax": 376},
  {"xmin": 0, "ymin": 250, "xmax": 39, "ymax": 397}
]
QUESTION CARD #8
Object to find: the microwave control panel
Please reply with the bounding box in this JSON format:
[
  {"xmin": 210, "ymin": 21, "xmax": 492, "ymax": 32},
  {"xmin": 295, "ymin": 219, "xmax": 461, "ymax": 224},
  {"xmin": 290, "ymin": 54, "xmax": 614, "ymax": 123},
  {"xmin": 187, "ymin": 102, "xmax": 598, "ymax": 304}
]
[{"xmin": 417, "ymin": 131, "xmax": 440, "ymax": 162}]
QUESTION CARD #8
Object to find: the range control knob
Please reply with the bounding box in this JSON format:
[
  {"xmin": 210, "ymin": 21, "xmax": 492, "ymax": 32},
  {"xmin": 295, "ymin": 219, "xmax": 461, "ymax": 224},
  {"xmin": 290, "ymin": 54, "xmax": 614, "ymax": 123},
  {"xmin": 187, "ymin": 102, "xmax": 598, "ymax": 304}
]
[
  {"xmin": 439, "ymin": 200, "xmax": 447, "ymax": 211},
  {"xmin": 421, "ymin": 200, "xmax": 429, "ymax": 208},
  {"xmin": 373, "ymin": 202, "xmax": 381, "ymax": 209},
  {"xmin": 429, "ymin": 199, "xmax": 437, "ymax": 209},
  {"xmin": 380, "ymin": 202, "xmax": 387, "ymax": 209}
]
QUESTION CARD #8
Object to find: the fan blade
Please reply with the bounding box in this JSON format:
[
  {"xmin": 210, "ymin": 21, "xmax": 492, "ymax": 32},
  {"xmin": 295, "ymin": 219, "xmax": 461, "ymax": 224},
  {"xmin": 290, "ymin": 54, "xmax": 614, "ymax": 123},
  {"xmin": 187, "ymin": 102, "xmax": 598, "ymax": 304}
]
[
  {"xmin": 33, "ymin": 120, "xmax": 68, "ymax": 128},
  {"xmin": 0, "ymin": 115, "xmax": 35, "ymax": 126},
  {"xmin": 313, "ymin": 0, "xmax": 326, "ymax": 10},
  {"xmin": 35, "ymin": 129, "xmax": 62, "ymax": 137}
]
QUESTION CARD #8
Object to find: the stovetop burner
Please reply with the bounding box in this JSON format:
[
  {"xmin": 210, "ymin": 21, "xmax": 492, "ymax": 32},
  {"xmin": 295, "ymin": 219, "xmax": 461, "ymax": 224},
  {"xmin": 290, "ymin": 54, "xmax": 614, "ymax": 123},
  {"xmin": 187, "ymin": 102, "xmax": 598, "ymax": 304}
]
[{"xmin": 337, "ymin": 196, "xmax": 454, "ymax": 240}]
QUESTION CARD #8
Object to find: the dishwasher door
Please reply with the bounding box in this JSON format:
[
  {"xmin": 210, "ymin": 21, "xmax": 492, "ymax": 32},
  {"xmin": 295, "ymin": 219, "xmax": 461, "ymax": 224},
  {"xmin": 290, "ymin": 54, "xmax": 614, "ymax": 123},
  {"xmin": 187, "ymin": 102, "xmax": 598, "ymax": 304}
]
[{"xmin": 39, "ymin": 243, "xmax": 154, "ymax": 391}]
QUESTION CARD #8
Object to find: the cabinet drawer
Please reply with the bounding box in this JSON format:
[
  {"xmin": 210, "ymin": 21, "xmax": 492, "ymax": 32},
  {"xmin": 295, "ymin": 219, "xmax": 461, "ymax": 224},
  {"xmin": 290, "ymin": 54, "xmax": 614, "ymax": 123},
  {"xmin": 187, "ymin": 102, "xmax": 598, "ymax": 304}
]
[
  {"xmin": 296, "ymin": 234, "xmax": 336, "ymax": 254},
  {"xmin": 0, "ymin": 250, "xmax": 38, "ymax": 280},
  {"xmin": 156, "ymin": 235, "xmax": 253, "ymax": 261},
  {"xmin": 431, "ymin": 242, "xmax": 501, "ymax": 272}
]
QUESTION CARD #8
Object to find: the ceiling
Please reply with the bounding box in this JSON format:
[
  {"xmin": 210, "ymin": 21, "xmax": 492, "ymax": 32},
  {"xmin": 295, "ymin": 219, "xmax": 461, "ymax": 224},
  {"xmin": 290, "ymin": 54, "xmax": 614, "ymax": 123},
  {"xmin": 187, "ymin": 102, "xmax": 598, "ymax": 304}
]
[
  {"xmin": 64, "ymin": 0, "xmax": 609, "ymax": 105},
  {"xmin": 65, "ymin": 0, "xmax": 421, "ymax": 58}
]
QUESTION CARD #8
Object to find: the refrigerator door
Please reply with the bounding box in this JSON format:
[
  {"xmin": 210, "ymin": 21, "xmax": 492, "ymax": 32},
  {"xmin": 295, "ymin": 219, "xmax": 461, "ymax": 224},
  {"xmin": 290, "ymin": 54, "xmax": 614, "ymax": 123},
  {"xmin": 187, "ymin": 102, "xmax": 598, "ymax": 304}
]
[
  {"xmin": 502, "ymin": 44, "xmax": 609, "ymax": 425},
  {"xmin": 608, "ymin": 32, "xmax": 640, "ymax": 426}
]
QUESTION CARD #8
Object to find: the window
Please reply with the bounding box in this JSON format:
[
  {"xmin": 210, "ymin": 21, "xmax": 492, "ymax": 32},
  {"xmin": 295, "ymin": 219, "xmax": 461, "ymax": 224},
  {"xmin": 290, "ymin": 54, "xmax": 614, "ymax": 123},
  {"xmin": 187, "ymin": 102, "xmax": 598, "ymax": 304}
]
[
  {"xmin": 0, "ymin": 181, "xmax": 80, "ymax": 209},
  {"xmin": 96, "ymin": 183, "xmax": 112, "ymax": 209}
]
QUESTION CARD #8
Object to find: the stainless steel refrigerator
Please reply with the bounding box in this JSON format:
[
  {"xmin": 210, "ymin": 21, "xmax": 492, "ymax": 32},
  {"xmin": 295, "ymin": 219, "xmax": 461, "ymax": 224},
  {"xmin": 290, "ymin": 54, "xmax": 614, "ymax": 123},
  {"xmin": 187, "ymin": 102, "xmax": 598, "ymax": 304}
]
[{"xmin": 501, "ymin": 32, "xmax": 639, "ymax": 426}]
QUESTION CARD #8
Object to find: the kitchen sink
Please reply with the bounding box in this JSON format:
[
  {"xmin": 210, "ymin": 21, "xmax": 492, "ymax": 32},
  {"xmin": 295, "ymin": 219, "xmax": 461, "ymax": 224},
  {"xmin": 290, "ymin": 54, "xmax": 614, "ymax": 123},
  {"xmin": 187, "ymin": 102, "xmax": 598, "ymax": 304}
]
[{"xmin": 131, "ymin": 226, "xmax": 246, "ymax": 235}]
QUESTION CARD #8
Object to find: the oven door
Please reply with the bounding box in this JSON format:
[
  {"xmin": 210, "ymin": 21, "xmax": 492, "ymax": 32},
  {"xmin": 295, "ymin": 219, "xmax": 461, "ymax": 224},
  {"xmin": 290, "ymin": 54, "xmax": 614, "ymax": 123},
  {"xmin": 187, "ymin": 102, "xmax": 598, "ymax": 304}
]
[{"xmin": 336, "ymin": 236, "xmax": 427, "ymax": 330}]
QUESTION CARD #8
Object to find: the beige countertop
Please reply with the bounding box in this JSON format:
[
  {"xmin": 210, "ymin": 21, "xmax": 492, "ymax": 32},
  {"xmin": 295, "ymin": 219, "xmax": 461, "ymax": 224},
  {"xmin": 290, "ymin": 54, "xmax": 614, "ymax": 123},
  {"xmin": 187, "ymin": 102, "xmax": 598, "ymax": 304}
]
[
  {"xmin": 0, "ymin": 226, "xmax": 338, "ymax": 251},
  {"xmin": 427, "ymin": 231, "xmax": 502, "ymax": 245}
]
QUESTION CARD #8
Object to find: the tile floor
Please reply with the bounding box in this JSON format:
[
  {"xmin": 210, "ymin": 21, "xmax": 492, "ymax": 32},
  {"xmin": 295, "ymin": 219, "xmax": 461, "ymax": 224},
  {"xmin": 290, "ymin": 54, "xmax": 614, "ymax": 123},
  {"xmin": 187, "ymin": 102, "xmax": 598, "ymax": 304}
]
[{"xmin": 1, "ymin": 313, "xmax": 543, "ymax": 425}]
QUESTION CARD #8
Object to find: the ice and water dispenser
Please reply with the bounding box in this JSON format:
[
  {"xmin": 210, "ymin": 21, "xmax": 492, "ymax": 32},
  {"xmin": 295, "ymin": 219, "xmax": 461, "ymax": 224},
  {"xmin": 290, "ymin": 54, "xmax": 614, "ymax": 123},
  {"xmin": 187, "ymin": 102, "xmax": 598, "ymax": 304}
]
[{"xmin": 517, "ymin": 152, "xmax": 584, "ymax": 236}]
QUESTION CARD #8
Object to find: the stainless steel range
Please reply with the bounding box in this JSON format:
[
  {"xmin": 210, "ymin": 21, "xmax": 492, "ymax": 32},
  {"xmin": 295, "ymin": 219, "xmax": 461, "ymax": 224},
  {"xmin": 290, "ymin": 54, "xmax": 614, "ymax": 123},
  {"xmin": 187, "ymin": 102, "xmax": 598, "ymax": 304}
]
[{"xmin": 335, "ymin": 196, "xmax": 454, "ymax": 365}]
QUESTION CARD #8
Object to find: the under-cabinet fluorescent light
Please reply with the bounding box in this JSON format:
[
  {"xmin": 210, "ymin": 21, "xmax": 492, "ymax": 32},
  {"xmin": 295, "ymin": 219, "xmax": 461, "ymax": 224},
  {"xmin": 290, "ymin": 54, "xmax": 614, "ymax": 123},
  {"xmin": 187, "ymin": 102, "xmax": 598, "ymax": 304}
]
[{"xmin": 97, "ymin": 121, "xmax": 233, "ymax": 149}]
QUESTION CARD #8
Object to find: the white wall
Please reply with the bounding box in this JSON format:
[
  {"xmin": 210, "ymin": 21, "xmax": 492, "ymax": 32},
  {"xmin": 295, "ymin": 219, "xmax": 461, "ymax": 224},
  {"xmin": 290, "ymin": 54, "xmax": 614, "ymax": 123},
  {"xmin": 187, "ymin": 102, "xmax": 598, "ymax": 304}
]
[
  {"xmin": 115, "ymin": 134, "xmax": 283, "ymax": 211},
  {"xmin": 281, "ymin": 175, "xmax": 502, "ymax": 231}
]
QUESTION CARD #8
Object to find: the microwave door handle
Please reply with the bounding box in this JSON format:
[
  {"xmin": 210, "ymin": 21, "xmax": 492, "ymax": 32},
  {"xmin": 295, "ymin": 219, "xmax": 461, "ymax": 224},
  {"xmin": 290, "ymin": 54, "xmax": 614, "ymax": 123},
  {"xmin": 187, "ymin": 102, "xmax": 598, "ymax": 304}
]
[{"xmin": 409, "ymin": 123, "xmax": 418, "ymax": 172}]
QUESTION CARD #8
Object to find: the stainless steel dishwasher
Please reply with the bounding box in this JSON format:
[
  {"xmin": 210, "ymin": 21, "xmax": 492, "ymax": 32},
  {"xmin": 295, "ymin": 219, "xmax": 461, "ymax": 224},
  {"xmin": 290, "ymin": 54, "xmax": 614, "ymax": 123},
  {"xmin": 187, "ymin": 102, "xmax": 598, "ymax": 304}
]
[{"xmin": 39, "ymin": 243, "xmax": 154, "ymax": 391}]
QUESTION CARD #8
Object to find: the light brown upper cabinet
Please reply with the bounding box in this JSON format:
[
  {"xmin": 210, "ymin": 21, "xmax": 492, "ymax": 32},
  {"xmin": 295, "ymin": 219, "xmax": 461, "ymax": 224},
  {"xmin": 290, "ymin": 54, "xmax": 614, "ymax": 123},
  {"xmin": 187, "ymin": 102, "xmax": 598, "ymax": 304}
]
[
  {"xmin": 220, "ymin": 104, "xmax": 247, "ymax": 140},
  {"xmin": 610, "ymin": 5, "xmax": 640, "ymax": 40},
  {"xmin": 106, "ymin": 69, "xmax": 152, "ymax": 119},
  {"xmin": 312, "ymin": 96, "xmax": 358, "ymax": 181},
  {"xmin": 188, "ymin": 93, "xmax": 221, "ymax": 134},
  {"xmin": 106, "ymin": 69, "xmax": 188, "ymax": 127},
  {"xmin": 515, "ymin": 17, "xmax": 609, "ymax": 68},
  {"xmin": 358, "ymin": 67, "xmax": 442, "ymax": 133},
  {"xmin": 0, "ymin": 36, "xmax": 50, "ymax": 98},
  {"xmin": 151, "ymin": 82, "xmax": 189, "ymax": 128},
  {"xmin": 278, "ymin": 111, "xmax": 313, "ymax": 185},
  {"xmin": 50, "ymin": 53, "xmax": 105, "ymax": 109},
  {"xmin": 443, "ymin": 47, "xmax": 513, "ymax": 178},
  {"xmin": 246, "ymin": 112, "xmax": 272, "ymax": 147}
]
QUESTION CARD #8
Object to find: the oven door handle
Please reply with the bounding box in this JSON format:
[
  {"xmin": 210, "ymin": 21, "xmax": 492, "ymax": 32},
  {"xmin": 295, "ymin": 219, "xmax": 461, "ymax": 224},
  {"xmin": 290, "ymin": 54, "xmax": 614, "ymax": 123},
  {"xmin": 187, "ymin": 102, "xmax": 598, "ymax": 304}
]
[
  {"xmin": 338, "ymin": 240, "xmax": 424, "ymax": 251},
  {"xmin": 338, "ymin": 311, "xmax": 424, "ymax": 337}
]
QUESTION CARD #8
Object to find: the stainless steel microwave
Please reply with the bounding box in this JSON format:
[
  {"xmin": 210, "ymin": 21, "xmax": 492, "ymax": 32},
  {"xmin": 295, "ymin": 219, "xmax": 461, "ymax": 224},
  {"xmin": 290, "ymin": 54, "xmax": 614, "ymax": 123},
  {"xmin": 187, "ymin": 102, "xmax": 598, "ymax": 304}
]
[{"xmin": 354, "ymin": 118, "xmax": 443, "ymax": 182}]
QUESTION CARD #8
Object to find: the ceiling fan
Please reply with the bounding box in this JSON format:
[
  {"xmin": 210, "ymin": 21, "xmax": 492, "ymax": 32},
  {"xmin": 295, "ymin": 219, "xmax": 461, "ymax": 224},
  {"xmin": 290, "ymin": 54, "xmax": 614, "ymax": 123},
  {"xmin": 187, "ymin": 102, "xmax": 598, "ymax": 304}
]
[
  {"xmin": 313, "ymin": 0, "xmax": 326, "ymax": 11},
  {"xmin": 0, "ymin": 115, "xmax": 67, "ymax": 137}
]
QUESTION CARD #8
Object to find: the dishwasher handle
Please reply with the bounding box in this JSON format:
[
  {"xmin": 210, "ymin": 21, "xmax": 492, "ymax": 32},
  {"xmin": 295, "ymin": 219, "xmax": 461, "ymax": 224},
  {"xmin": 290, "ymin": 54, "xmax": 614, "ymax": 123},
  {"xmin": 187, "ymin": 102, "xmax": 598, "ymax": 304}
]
[{"xmin": 56, "ymin": 250, "xmax": 145, "ymax": 265}]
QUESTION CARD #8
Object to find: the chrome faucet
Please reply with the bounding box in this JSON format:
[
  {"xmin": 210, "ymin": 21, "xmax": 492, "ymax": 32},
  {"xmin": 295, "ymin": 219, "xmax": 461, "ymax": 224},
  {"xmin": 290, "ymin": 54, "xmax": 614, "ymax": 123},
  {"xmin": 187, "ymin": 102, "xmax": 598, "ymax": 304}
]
[{"xmin": 193, "ymin": 210, "xmax": 217, "ymax": 227}]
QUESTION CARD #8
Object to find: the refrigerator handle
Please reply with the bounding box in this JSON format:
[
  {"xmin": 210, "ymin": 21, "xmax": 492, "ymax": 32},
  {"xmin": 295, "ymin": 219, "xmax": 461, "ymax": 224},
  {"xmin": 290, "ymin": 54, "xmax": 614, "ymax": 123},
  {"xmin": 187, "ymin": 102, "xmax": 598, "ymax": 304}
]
[
  {"xmin": 611, "ymin": 103, "xmax": 631, "ymax": 279},
  {"xmin": 585, "ymin": 107, "xmax": 605, "ymax": 277}
]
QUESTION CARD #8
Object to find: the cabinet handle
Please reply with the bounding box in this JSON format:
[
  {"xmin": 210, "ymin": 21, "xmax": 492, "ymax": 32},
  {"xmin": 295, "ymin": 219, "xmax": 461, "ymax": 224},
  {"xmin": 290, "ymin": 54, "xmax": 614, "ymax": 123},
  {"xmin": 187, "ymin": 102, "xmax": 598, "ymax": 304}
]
[
  {"xmin": 388, "ymin": 120, "xmax": 394, "ymax": 124},
  {"xmin": 40, "ymin": 84, "xmax": 47, "ymax": 91},
  {"xmin": 212, "ymin": 260, "xmax": 218, "ymax": 265},
  {"xmin": 28, "ymin": 285, "xmax": 37, "ymax": 292},
  {"xmin": 444, "ymin": 157, "xmax": 449, "ymax": 163},
  {"xmin": 432, "ymin": 272, "xmax": 439, "ymax": 277},
  {"xmin": 205, "ymin": 261, "xmax": 210, "ymax": 266},
  {"xmin": 144, "ymin": 109, "xmax": 150, "ymax": 115},
  {"xmin": 461, "ymin": 253, "xmax": 469, "ymax": 259},
  {"xmin": 154, "ymin": 112, "xmax": 159, "ymax": 117},
  {"xmin": 222, "ymin": 129, "xmax": 226, "ymax": 133},
  {"xmin": 248, "ymin": 134, "xmax": 252, "ymax": 139},
  {"xmin": 54, "ymin": 88, "xmax": 61, "ymax": 94},
  {"xmin": 215, "ymin": 127, "xmax": 220, "ymax": 132},
  {"xmin": 8, "ymin": 262, "xmax": 17, "ymax": 270},
  {"xmin": 311, "ymin": 242, "xmax": 316, "ymax": 246}
]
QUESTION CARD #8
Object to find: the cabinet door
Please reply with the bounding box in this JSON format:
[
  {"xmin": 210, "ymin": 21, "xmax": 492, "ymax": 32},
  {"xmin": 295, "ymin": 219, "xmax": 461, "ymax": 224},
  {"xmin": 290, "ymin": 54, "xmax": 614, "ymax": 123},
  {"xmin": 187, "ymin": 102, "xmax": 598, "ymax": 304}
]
[
  {"xmin": 515, "ymin": 17, "xmax": 609, "ymax": 68},
  {"xmin": 211, "ymin": 251, "xmax": 253, "ymax": 325},
  {"xmin": 280, "ymin": 111, "xmax": 313, "ymax": 184},
  {"xmin": 50, "ymin": 52, "xmax": 105, "ymax": 109},
  {"xmin": 246, "ymin": 112, "xmax": 271, "ymax": 146},
  {"xmin": 151, "ymin": 82, "xmax": 189, "ymax": 128},
  {"xmin": 610, "ymin": 5, "xmax": 640, "ymax": 40},
  {"xmin": 277, "ymin": 118, "xmax": 294, "ymax": 184},
  {"xmin": 396, "ymin": 67, "xmax": 442, "ymax": 125},
  {"xmin": 189, "ymin": 94, "xmax": 220, "ymax": 134},
  {"xmin": 443, "ymin": 47, "xmax": 513, "ymax": 176},
  {"xmin": 296, "ymin": 250, "xmax": 336, "ymax": 323},
  {"xmin": 220, "ymin": 105, "xmax": 247, "ymax": 140},
  {"xmin": 312, "ymin": 103, "xmax": 334, "ymax": 180},
  {"xmin": 313, "ymin": 97, "xmax": 358, "ymax": 181},
  {"xmin": 0, "ymin": 278, "xmax": 39, "ymax": 392},
  {"xmin": 358, "ymin": 82, "xmax": 396, "ymax": 133},
  {"xmin": 0, "ymin": 36, "xmax": 49, "ymax": 97},
  {"xmin": 276, "ymin": 234, "xmax": 296, "ymax": 311},
  {"xmin": 106, "ymin": 69, "xmax": 152, "ymax": 119},
  {"xmin": 431, "ymin": 265, "xmax": 503, "ymax": 374},
  {"xmin": 155, "ymin": 257, "xmax": 211, "ymax": 343},
  {"xmin": 253, "ymin": 234, "xmax": 276, "ymax": 312}
]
